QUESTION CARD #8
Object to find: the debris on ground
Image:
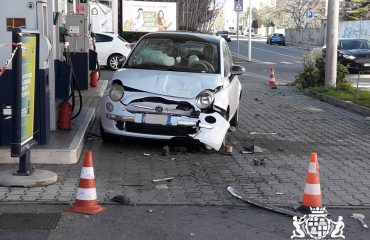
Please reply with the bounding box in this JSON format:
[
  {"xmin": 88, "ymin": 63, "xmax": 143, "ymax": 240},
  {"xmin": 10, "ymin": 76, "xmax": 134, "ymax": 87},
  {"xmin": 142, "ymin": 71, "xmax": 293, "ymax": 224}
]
[
  {"xmin": 147, "ymin": 209, "xmax": 154, "ymax": 213},
  {"xmin": 254, "ymin": 114, "xmax": 260, "ymax": 117},
  {"xmin": 152, "ymin": 177, "xmax": 173, "ymax": 183},
  {"xmin": 254, "ymin": 97, "xmax": 260, "ymax": 102},
  {"xmin": 241, "ymin": 145, "xmax": 263, "ymax": 154},
  {"xmin": 250, "ymin": 132, "xmax": 277, "ymax": 135},
  {"xmin": 277, "ymin": 147, "xmax": 284, "ymax": 152},
  {"xmin": 240, "ymin": 150, "xmax": 253, "ymax": 154},
  {"xmin": 253, "ymin": 158, "xmax": 266, "ymax": 166},
  {"xmin": 227, "ymin": 186, "xmax": 302, "ymax": 217},
  {"xmin": 111, "ymin": 195, "xmax": 130, "ymax": 205},
  {"xmin": 162, "ymin": 145, "xmax": 170, "ymax": 156},
  {"xmin": 253, "ymin": 146, "xmax": 263, "ymax": 153},
  {"xmin": 225, "ymin": 145, "xmax": 233, "ymax": 154},
  {"xmin": 144, "ymin": 153, "xmax": 151, "ymax": 156},
  {"xmin": 351, "ymin": 213, "xmax": 368, "ymax": 229},
  {"xmin": 155, "ymin": 184, "xmax": 169, "ymax": 190},
  {"xmin": 229, "ymin": 126, "xmax": 236, "ymax": 132},
  {"xmin": 275, "ymin": 192, "xmax": 285, "ymax": 195}
]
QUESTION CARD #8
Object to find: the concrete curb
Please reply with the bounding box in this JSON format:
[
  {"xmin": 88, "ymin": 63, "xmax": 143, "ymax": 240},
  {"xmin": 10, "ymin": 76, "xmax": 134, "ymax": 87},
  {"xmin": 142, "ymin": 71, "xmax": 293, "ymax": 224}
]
[{"xmin": 303, "ymin": 89, "xmax": 370, "ymax": 116}]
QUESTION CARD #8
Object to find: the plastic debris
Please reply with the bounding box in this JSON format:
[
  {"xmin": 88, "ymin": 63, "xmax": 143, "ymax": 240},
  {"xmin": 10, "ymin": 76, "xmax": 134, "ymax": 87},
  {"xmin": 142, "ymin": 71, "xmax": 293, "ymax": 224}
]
[
  {"xmin": 155, "ymin": 184, "xmax": 169, "ymax": 190},
  {"xmin": 225, "ymin": 145, "xmax": 233, "ymax": 154},
  {"xmin": 253, "ymin": 146, "xmax": 263, "ymax": 153},
  {"xmin": 351, "ymin": 213, "xmax": 368, "ymax": 228},
  {"xmin": 144, "ymin": 153, "xmax": 151, "ymax": 156},
  {"xmin": 275, "ymin": 192, "xmax": 285, "ymax": 195},
  {"xmin": 240, "ymin": 150, "xmax": 253, "ymax": 154},
  {"xmin": 111, "ymin": 195, "xmax": 130, "ymax": 205},
  {"xmin": 147, "ymin": 209, "xmax": 154, "ymax": 213},
  {"xmin": 152, "ymin": 177, "xmax": 173, "ymax": 183}
]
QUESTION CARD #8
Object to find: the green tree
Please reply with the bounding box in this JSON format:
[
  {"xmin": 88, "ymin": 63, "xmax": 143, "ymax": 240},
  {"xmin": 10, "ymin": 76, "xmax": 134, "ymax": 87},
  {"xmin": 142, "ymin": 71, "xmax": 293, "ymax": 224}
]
[{"xmin": 342, "ymin": 0, "xmax": 370, "ymax": 21}]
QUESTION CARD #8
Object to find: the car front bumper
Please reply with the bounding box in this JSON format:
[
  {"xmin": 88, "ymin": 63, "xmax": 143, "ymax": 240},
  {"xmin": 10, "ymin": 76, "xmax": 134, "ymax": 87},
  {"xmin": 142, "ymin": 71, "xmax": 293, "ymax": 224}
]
[{"xmin": 100, "ymin": 96, "xmax": 230, "ymax": 150}]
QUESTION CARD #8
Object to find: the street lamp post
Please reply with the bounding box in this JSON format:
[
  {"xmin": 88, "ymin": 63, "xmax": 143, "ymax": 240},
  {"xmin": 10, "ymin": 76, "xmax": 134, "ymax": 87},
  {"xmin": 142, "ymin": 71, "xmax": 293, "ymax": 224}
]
[{"xmin": 248, "ymin": 0, "xmax": 252, "ymax": 62}]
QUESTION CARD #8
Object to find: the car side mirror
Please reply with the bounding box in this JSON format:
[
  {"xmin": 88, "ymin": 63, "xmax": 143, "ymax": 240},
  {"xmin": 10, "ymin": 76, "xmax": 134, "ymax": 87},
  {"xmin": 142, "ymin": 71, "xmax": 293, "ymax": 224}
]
[
  {"xmin": 230, "ymin": 65, "xmax": 245, "ymax": 75},
  {"xmin": 118, "ymin": 56, "xmax": 126, "ymax": 68}
]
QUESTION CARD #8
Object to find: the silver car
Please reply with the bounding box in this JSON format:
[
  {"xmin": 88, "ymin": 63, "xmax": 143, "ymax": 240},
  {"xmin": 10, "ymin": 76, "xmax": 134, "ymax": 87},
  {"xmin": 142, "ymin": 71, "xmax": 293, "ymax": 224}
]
[{"xmin": 100, "ymin": 32, "xmax": 244, "ymax": 150}]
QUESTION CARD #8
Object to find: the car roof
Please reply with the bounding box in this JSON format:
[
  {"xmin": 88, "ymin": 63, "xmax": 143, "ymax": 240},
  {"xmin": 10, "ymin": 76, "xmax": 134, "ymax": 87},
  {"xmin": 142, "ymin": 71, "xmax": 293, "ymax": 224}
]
[
  {"xmin": 141, "ymin": 31, "xmax": 221, "ymax": 44},
  {"xmin": 95, "ymin": 32, "xmax": 117, "ymax": 37}
]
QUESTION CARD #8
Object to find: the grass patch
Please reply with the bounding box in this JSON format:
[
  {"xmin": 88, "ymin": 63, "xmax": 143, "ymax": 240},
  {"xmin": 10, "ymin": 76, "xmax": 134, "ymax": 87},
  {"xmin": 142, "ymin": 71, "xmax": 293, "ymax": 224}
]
[{"xmin": 311, "ymin": 83, "xmax": 370, "ymax": 108}]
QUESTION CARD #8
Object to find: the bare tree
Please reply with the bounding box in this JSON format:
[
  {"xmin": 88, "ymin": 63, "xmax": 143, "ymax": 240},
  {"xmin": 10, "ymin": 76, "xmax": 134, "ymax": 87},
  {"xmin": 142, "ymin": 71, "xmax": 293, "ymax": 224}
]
[{"xmin": 276, "ymin": 0, "xmax": 322, "ymax": 28}]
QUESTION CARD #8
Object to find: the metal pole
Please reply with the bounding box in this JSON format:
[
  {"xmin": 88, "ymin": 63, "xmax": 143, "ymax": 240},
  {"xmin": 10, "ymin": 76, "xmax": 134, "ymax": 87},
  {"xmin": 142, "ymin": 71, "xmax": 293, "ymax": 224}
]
[
  {"xmin": 237, "ymin": 11, "xmax": 240, "ymax": 58},
  {"xmin": 248, "ymin": 0, "xmax": 252, "ymax": 62},
  {"xmin": 325, "ymin": 0, "xmax": 339, "ymax": 87}
]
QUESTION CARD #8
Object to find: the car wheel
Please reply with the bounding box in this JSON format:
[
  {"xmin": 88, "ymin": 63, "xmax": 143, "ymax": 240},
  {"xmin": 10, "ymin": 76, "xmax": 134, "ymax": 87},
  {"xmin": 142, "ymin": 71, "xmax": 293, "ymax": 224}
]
[
  {"xmin": 107, "ymin": 54, "xmax": 123, "ymax": 70},
  {"xmin": 100, "ymin": 120, "xmax": 119, "ymax": 142},
  {"xmin": 230, "ymin": 108, "xmax": 239, "ymax": 127}
]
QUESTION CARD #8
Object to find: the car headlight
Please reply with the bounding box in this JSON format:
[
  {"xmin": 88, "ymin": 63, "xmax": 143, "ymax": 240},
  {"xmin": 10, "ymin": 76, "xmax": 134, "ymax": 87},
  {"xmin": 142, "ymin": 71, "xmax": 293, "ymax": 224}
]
[
  {"xmin": 343, "ymin": 54, "xmax": 356, "ymax": 60},
  {"xmin": 109, "ymin": 84, "xmax": 124, "ymax": 102},
  {"xmin": 195, "ymin": 90, "xmax": 215, "ymax": 109}
]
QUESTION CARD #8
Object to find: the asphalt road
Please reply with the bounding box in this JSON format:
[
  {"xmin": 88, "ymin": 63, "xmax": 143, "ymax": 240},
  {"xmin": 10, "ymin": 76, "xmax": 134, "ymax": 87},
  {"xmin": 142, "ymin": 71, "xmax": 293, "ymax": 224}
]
[
  {"xmin": 0, "ymin": 204, "xmax": 369, "ymax": 240},
  {"xmin": 228, "ymin": 37, "xmax": 370, "ymax": 89}
]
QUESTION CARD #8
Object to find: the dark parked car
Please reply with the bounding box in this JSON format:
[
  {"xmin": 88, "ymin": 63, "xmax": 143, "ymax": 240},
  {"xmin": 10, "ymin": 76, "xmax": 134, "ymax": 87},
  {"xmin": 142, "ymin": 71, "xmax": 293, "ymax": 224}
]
[
  {"xmin": 216, "ymin": 30, "xmax": 231, "ymax": 42},
  {"xmin": 267, "ymin": 33, "xmax": 285, "ymax": 46},
  {"xmin": 335, "ymin": 38, "xmax": 370, "ymax": 72}
]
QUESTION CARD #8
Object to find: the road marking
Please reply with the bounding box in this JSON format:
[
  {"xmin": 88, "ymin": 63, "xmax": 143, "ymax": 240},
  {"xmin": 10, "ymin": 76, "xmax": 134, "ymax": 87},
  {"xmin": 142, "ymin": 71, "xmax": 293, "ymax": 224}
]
[
  {"xmin": 239, "ymin": 42, "xmax": 302, "ymax": 59},
  {"xmin": 279, "ymin": 61, "xmax": 295, "ymax": 65},
  {"xmin": 295, "ymin": 61, "xmax": 302, "ymax": 64}
]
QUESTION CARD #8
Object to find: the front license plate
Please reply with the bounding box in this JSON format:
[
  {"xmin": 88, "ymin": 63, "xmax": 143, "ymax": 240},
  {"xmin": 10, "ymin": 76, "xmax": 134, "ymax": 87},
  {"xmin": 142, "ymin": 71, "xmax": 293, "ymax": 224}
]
[
  {"xmin": 364, "ymin": 63, "xmax": 370, "ymax": 67},
  {"xmin": 145, "ymin": 114, "xmax": 168, "ymax": 125}
]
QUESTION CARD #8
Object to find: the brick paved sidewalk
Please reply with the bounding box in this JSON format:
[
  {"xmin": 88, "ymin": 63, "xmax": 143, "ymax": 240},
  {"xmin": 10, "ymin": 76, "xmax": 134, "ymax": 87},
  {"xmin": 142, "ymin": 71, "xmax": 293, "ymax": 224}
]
[{"xmin": 1, "ymin": 76, "xmax": 369, "ymax": 208}]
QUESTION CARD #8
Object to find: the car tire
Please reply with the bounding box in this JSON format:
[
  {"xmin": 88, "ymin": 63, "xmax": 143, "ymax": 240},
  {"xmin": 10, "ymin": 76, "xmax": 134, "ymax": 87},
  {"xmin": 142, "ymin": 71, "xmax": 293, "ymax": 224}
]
[
  {"xmin": 100, "ymin": 120, "xmax": 119, "ymax": 142},
  {"xmin": 107, "ymin": 54, "xmax": 123, "ymax": 70},
  {"xmin": 282, "ymin": 43, "xmax": 286, "ymax": 46},
  {"xmin": 230, "ymin": 107, "xmax": 239, "ymax": 127}
]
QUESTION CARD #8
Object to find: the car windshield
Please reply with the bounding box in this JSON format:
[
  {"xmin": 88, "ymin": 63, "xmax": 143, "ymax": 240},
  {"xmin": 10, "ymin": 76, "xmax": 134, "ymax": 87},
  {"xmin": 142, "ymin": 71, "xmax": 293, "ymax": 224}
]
[
  {"xmin": 340, "ymin": 40, "xmax": 370, "ymax": 50},
  {"xmin": 126, "ymin": 38, "xmax": 220, "ymax": 73}
]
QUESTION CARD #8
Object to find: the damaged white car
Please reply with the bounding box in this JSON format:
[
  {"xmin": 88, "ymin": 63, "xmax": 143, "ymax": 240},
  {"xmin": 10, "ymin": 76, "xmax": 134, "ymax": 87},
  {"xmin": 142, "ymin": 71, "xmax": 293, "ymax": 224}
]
[{"xmin": 100, "ymin": 32, "xmax": 244, "ymax": 150}]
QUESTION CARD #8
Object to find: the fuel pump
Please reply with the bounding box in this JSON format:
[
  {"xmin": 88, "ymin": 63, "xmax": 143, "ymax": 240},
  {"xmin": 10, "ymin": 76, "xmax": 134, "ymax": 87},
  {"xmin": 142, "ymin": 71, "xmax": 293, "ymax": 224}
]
[{"xmin": 0, "ymin": 0, "xmax": 52, "ymax": 146}]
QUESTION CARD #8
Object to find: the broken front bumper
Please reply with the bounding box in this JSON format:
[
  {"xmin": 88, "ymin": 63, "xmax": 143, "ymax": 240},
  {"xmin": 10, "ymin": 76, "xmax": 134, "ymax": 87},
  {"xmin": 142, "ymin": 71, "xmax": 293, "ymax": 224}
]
[{"xmin": 100, "ymin": 96, "xmax": 230, "ymax": 150}]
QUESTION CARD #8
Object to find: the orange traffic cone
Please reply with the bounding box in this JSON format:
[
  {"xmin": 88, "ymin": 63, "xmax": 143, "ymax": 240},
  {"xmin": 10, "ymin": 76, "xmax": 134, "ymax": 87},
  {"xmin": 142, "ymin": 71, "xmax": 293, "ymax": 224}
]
[
  {"xmin": 65, "ymin": 151, "xmax": 105, "ymax": 215},
  {"xmin": 268, "ymin": 67, "xmax": 277, "ymax": 89},
  {"xmin": 295, "ymin": 152, "xmax": 322, "ymax": 214}
]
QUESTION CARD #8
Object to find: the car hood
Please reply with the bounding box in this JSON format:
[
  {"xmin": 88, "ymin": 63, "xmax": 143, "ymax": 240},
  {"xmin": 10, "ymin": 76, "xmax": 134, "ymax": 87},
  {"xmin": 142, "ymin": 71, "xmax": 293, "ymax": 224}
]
[
  {"xmin": 341, "ymin": 49, "xmax": 370, "ymax": 57},
  {"xmin": 112, "ymin": 69, "xmax": 224, "ymax": 98}
]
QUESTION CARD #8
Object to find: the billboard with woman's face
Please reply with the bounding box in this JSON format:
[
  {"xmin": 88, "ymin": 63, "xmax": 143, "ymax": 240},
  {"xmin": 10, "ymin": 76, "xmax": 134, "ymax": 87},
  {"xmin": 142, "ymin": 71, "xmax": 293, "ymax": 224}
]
[{"xmin": 122, "ymin": 1, "xmax": 177, "ymax": 32}]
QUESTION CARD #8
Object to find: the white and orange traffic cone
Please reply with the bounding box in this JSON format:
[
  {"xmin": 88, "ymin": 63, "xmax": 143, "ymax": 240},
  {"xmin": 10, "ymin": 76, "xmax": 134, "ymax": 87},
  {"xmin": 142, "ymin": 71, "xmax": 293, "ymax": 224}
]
[
  {"xmin": 65, "ymin": 151, "xmax": 105, "ymax": 215},
  {"xmin": 268, "ymin": 67, "xmax": 277, "ymax": 89},
  {"xmin": 295, "ymin": 152, "xmax": 323, "ymax": 214}
]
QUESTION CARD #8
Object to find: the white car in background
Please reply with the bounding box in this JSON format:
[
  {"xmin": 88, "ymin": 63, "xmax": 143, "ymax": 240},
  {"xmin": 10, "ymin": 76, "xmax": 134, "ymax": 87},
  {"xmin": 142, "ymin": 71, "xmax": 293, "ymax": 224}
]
[{"xmin": 95, "ymin": 32, "xmax": 131, "ymax": 70}]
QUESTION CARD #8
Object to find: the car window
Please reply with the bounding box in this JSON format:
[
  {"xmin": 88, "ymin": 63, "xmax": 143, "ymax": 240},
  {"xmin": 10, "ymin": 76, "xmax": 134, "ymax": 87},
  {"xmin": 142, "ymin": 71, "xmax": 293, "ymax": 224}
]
[
  {"xmin": 223, "ymin": 43, "xmax": 232, "ymax": 78},
  {"xmin": 95, "ymin": 34, "xmax": 113, "ymax": 43},
  {"xmin": 340, "ymin": 39, "xmax": 370, "ymax": 50},
  {"xmin": 126, "ymin": 38, "xmax": 220, "ymax": 73}
]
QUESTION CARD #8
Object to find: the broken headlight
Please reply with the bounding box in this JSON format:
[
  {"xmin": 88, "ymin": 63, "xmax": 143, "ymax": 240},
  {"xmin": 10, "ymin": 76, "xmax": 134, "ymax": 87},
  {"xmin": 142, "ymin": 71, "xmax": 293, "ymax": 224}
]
[
  {"xmin": 109, "ymin": 84, "xmax": 124, "ymax": 102},
  {"xmin": 195, "ymin": 90, "xmax": 214, "ymax": 109}
]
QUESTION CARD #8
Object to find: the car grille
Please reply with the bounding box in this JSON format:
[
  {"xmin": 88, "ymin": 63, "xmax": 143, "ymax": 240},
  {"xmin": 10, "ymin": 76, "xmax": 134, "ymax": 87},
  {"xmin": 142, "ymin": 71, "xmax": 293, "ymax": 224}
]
[{"xmin": 125, "ymin": 122, "xmax": 197, "ymax": 136}]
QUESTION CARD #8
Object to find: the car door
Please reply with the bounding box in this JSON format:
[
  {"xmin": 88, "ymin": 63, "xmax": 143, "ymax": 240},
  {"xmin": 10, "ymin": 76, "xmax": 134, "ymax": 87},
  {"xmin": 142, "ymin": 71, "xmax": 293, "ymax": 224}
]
[
  {"xmin": 95, "ymin": 33, "xmax": 114, "ymax": 66},
  {"xmin": 222, "ymin": 42, "xmax": 240, "ymax": 119}
]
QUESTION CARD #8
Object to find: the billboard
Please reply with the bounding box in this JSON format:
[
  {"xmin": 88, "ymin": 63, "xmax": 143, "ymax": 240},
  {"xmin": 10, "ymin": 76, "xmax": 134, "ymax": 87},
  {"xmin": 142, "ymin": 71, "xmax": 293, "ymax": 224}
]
[{"xmin": 122, "ymin": 1, "xmax": 177, "ymax": 32}]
